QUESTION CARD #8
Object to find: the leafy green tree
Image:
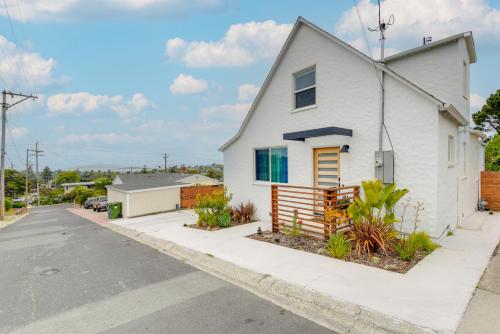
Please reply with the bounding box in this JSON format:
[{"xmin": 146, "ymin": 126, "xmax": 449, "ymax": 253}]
[
  {"xmin": 485, "ymin": 135, "xmax": 500, "ymax": 171},
  {"xmin": 472, "ymin": 89, "xmax": 500, "ymax": 135},
  {"xmin": 55, "ymin": 171, "xmax": 81, "ymax": 185},
  {"xmin": 41, "ymin": 166, "xmax": 52, "ymax": 184},
  {"xmin": 93, "ymin": 177, "xmax": 112, "ymax": 194},
  {"xmin": 5, "ymin": 169, "xmax": 28, "ymax": 198},
  {"xmin": 73, "ymin": 186, "xmax": 96, "ymax": 205}
]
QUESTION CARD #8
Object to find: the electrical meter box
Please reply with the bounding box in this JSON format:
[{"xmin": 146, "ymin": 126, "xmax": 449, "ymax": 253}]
[{"xmin": 375, "ymin": 150, "xmax": 394, "ymax": 184}]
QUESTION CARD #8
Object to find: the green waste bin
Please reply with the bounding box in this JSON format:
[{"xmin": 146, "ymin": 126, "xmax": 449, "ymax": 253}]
[{"xmin": 108, "ymin": 202, "xmax": 122, "ymax": 219}]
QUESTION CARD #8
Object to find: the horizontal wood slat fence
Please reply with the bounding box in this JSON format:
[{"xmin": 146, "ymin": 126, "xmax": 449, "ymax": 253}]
[
  {"xmin": 180, "ymin": 185, "xmax": 223, "ymax": 209},
  {"xmin": 271, "ymin": 184, "xmax": 360, "ymax": 240},
  {"xmin": 481, "ymin": 171, "xmax": 500, "ymax": 211}
]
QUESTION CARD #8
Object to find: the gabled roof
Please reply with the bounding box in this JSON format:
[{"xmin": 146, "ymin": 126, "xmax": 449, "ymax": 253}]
[
  {"xmin": 219, "ymin": 17, "xmax": 451, "ymax": 152},
  {"xmin": 383, "ymin": 32, "xmax": 476, "ymax": 64},
  {"xmin": 108, "ymin": 172, "xmax": 219, "ymax": 192}
]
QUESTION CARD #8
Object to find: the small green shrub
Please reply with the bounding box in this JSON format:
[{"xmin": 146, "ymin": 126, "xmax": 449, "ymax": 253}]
[
  {"xmin": 347, "ymin": 179, "xmax": 408, "ymax": 256},
  {"xmin": 393, "ymin": 237, "xmax": 420, "ymax": 261},
  {"xmin": 326, "ymin": 233, "xmax": 351, "ymax": 259},
  {"xmin": 12, "ymin": 201, "xmax": 26, "ymax": 208},
  {"xmin": 411, "ymin": 231, "xmax": 438, "ymax": 253},
  {"xmin": 447, "ymin": 230, "xmax": 454, "ymax": 237},
  {"xmin": 194, "ymin": 188, "xmax": 232, "ymax": 229},
  {"xmin": 283, "ymin": 210, "xmax": 302, "ymax": 238},
  {"xmin": 394, "ymin": 231, "xmax": 439, "ymax": 261},
  {"xmin": 217, "ymin": 211, "xmax": 231, "ymax": 228},
  {"xmin": 5, "ymin": 197, "xmax": 12, "ymax": 211}
]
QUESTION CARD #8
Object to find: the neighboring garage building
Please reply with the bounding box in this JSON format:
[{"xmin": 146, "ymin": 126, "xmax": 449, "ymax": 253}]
[{"xmin": 106, "ymin": 173, "xmax": 220, "ymax": 218}]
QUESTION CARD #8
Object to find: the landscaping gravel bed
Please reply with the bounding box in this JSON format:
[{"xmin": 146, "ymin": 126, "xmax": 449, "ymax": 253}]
[{"xmin": 248, "ymin": 231, "xmax": 428, "ymax": 273}]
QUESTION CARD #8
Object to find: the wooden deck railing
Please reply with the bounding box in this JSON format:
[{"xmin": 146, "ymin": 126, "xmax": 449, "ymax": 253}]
[{"xmin": 271, "ymin": 184, "xmax": 360, "ymax": 240}]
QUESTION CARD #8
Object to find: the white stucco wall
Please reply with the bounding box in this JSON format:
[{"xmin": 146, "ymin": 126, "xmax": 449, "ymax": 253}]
[
  {"xmin": 223, "ymin": 23, "xmax": 448, "ymax": 234},
  {"xmin": 107, "ymin": 189, "xmax": 128, "ymax": 217},
  {"xmin": 386, "ymin": 39, "xmax": 471, "ymax": 119},
  {"xmin": 127, "ymin": 187, "xmax": 180, "ymax": 218}
]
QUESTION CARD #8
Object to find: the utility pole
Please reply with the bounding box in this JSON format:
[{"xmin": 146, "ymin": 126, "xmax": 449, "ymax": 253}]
[
  {"xmin": 25, "ymin": 148, "xmax": 29, "ymax": 211},
  {"xmin": 163, "ymin": 153, "xmax": 168, "ymax": 172},
  {"xmin": 34, "ymin": 142, "xmax": 44, "ymax": 206},
  {"xmin": 0, "ymin": 90, "xmax": 37, "ymax": 219},
  {"xmin": 368, "ymin": 1, "xmax": 394, "ymax": 151}
]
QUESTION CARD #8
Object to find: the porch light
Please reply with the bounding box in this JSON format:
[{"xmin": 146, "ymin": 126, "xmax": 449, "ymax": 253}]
[{"xmin": 340, "ymin": 145, "xmax": 350, "ymax": 153}]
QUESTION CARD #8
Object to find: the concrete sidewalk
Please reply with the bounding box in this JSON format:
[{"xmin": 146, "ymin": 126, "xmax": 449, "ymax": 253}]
[
  {"xmin": 73, "ymin": 208, "xmax": 500, "ymax": 333},
  {"xmin": 457, "ymin": 243, "xmax": 500, "ymax": 334}
]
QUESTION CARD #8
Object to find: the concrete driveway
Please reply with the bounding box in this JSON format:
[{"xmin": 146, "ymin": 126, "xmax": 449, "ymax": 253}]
[{"xmin": 0, "ymin": 204, "xmax": 334, "ymax": 334}]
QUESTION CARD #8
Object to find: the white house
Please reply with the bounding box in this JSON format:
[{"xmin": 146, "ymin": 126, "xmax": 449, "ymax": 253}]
[
  {"xmin": 61, "ymin": 181, "xmax": 95, "ymax": 194},
  {"xmin": 220, "ymin": 17, "xmax": 485, "ymax": 237}
]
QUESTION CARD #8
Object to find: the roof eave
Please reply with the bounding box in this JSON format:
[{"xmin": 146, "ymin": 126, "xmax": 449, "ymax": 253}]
[
  {"xmin": 383, "ymin": 32, "xmax": 477, "ymax": 64},
  {"xmin": 439, "ymin": 104, "xmax": 469, "ymax": 126}
]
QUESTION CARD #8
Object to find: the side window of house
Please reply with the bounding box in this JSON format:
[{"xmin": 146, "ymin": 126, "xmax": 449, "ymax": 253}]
[
  {"xmin": 463, "ymin": 61, "xmax": 468, "ymax": 98},
  {"xmin": 294, "ymin": 67, "xmax": 316, "ymax": 109},
  {"xmin": 255, "ymin": 147, "xmax": 288, "ymax": 183},
  {"xmin": 448, "ymin": 135, "xmax": 455, "ymax": 167}
]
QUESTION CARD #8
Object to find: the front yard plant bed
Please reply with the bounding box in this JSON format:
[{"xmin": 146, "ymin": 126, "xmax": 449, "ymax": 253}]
[
  {"xmin": 185, "ymin": 219, "xmax": 254, "ymax": 231},
  {"xmin": 248, "ymin": 231, "xmax": 428, "ymax": 274}
]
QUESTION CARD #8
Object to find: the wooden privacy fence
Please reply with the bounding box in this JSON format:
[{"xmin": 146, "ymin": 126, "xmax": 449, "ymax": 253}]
[
  {"xmin": 180, "ymin": 185, "xmax": 223, "ymax": 208},
  {"xmin": 481, "ymin": 171, "xmax": 500, "ymax": 211},
  {"xmin": 271, "ymin": 184, "xmax": 360, "ymax": 240}
]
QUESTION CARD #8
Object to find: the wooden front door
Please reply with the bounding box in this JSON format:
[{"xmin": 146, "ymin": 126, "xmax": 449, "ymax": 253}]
[{"xmin": 313, "ymin": 147, "xmax": 340, "ymax": 188}]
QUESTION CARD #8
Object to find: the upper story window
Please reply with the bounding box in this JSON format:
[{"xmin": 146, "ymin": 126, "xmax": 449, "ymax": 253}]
[
  {"xmin": 463, "ymin": 61, "xmax": 468, "ymax": 99},
  {"xmin": 448, "ymin": 135, "xmax": 455, "ymax": 167},
  {"xmin": 294, "ymin": 67, "xmax": 316, "ymax": 109}
]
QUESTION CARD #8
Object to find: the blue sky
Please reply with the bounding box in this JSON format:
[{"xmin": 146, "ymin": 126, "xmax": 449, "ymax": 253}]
[{"xmin": 0, "ymin": 0, "xmax": 499, "ymax": 170}]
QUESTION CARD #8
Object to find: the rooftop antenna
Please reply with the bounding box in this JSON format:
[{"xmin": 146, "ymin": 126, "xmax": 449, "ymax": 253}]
[{"xmin": 368, "ymin": 0, "xmax": 394, "ymax": 60}]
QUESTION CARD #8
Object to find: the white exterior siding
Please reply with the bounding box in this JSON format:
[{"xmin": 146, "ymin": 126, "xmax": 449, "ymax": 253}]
[
  {"xmin": 107, "ymin": 189, "xmax": 129, "ymax": 217},
  {"xmin": 386, "ymin": 40, "xmax": 469, "ymax": 119},
  {"xmin": 127, "ymin": 187, "xmax": 180, "ymax": 218},
  {"xmin": 223, "ymin": 21, "xmax": 484, "ymax": 238},
  {"xmin": 223, "ymin": 24, "xmax": 445, "ymax": 234}
]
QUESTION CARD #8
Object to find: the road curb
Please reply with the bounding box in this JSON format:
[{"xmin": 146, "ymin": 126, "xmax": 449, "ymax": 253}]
[
  {"xmin": 88, "ymin": 218, "xmax": 440, "ymax": 334},
  {"xmin": 0, "ymin": 213, "xmax": 29, "ymax": 231}
]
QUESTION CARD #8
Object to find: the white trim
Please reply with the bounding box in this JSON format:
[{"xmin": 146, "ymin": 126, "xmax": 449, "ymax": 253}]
[{"xmin": 219, "ymin": 17, "xmax": 448, "ymax": 152}]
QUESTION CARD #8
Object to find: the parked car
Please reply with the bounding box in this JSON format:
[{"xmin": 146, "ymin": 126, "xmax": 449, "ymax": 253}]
[
  {"xmin": 84, "ymin": 197, "xmax": 97, "ymax": 209},
  {"xmin": 93, "ymin": 196, "xmax": 108, "ymax": 212}
]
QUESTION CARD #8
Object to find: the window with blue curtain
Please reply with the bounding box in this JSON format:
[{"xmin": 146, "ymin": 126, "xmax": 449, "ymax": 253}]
[
  {"xmin": 271, "ymin": 147, "xmax": 288, "ymax": 183},
  {"xmin": 255, "ymin": 148, "xmax": 270, "ymax": 181},
  {"xmin": 255, "ymin": 147, "xmax": 288, "ymax": 183}
]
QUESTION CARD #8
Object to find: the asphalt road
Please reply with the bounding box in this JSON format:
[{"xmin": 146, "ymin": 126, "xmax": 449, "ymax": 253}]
[{"xmin": 0, "ymin": 205, "xmax": 334, "ymax": 334}]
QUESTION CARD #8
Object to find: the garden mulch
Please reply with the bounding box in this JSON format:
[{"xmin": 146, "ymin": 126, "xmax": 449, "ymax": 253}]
[{"xmin": 248, "ymin": 231, "xmax": 428, "ymax": 274}]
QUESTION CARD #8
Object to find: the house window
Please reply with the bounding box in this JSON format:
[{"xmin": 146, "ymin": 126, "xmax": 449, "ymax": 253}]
[
  {"xmin": 463, "ymin": 141, "xmax": 467, "ymax": 175},
  {"xmin": 448, "ymin": 135, "xmax": 455, "ymax": 167},
  {"xmin": 255, "ymin": 147, "xmax": 288, "ymax": 183},
  {"xmin": 463, "ymin": 61, "xmax": 468, "ymax": 98},
  {"xmin": 294, "ymin": 67, "xmax": 316, "ymax": 109}
]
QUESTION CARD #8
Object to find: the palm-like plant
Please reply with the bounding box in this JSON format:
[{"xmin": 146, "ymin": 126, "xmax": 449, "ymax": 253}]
[{"xmin": 347, "ymin": 179, "xmax": 409, "ymax": 256}]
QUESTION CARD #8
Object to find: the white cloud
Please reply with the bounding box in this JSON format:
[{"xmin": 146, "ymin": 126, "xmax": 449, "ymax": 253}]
[
  {"xmin": 169, "ymin": 74, "xmax": 208, "ymax": 95},
  {"xmin": 110, "ymin": 93, "xmax": 155, "ymax": 119},
  {"xmin": 47, "ymin": 92, "xmax": 115, "ymax": 115},
  {"xmin": 166, "ymin": 20, "xmax": 293, "ymax": 67},
  {"xmin": 1, "ymin": 0, "xmax": 225, "ymax": 22},
  {"xmin": 238, "ymin": 84, "xmax": 260, "ymax": 102},
  {"xmin": 64, "ymin": 132, "xmax": 148, "ymax": 145},
  {"xmin": 0, "ymin": 35, "xmax": 56, "ymax": 88},
  {"xmin": 470, "ymin": 93, "xmax": 486, "ymax": 110},
  {"xmin": 336, "ymin": 0, "xmax": 500, "ymax": 58},
  {"xmin": 10, "ymin": 127, "xmax": 27, "ymax": 139},
  {"xmin": 201, "ymin": 103, "xmax": 250, "ymax": 121},
  {"xmin": 47, "ymin": 92, "xmax": 154, "ymax": 119}
]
